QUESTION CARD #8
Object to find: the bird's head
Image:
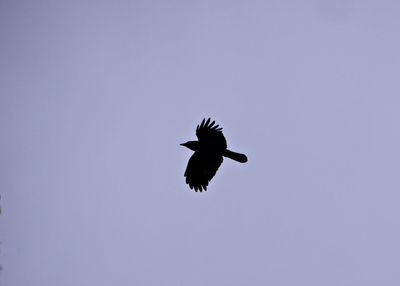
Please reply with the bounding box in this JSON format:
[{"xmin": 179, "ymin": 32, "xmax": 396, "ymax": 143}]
[{"xmin": 180, "ymin": 141, "xmax": 199, "ymax": 151}]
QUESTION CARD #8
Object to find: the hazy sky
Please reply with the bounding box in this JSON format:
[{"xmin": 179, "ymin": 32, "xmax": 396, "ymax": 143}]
[{"xmin": 1, "ymin": 1, "xmax": 400, "ymax": 285}]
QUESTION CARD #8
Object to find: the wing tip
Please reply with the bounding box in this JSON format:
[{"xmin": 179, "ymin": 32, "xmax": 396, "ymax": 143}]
[{"xmin": 198, "ymin": 117, "xmax": 223, "ymax": 132}]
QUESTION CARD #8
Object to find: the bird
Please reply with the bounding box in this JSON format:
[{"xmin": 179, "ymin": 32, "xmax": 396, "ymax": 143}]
[{"xmin": 181, "ymin": 118, "xmax": 248, "ymax": 192}]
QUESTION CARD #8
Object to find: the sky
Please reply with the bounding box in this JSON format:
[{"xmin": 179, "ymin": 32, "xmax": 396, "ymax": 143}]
[{"xmin": 1, "ymin": 0, "xmax": 400, "ymax": 285}]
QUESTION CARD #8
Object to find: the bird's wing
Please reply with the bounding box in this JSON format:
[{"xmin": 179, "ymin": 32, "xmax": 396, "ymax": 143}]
[
  {"xmin": 184, "ymin": 152, "xmax": 223, "ymax": 192},
  {"xmin": 196, "ymin": 118, "xmax": 227, "ymax": 149}
]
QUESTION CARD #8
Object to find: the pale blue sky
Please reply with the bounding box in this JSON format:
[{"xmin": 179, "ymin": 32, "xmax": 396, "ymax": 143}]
[{"xmin": 1, "ymin": 1, "xmax": 400, "ymax": 285}]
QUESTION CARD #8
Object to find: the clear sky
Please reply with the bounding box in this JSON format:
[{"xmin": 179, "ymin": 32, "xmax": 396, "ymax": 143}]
[{"xmin": 1, "ymin": 1, "xmax": 400, "ymax": 285}]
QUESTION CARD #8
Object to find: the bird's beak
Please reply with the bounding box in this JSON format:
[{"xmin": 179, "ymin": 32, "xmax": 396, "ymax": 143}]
[{"xmin": 180, "ymin": 143, "xmax": 185, "ymax": 146}]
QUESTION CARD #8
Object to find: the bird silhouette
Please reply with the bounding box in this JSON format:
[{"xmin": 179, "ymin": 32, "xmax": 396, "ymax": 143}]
[{"xmin": 181, "ymin": 118, "xmax": 247, "ymax": 192}]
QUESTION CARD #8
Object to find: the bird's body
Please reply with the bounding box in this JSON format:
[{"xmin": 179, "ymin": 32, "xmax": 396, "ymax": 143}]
[{"xmin": 181, "ymin": 118, "xmax": 247, "ymax": 192}]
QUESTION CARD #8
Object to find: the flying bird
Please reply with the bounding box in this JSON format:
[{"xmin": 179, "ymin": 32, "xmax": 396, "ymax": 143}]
[{"xmin": 181, "ymin": 118, "xmax": 248, "ymax": 192}]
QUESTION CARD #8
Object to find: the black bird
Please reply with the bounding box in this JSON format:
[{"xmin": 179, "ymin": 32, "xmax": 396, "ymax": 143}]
[{"xmin": 181, "ymin": 118, "xmax": 248, "ymax": 192}]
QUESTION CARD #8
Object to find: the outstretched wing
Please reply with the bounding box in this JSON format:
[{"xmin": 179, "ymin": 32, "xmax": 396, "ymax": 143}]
[
  {"xmin": 184, "ymin": 151, "xmax": 223, "ymax": 192},
  {"xmin": 196, "ymin": 118, "xmax": 227, "ymax": 150}
]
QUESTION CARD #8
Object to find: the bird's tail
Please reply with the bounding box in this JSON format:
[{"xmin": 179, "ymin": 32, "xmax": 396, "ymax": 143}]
[{"xmin": 224, "ymin": 149, "xmax": 248, "ymax": 163}]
